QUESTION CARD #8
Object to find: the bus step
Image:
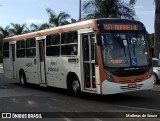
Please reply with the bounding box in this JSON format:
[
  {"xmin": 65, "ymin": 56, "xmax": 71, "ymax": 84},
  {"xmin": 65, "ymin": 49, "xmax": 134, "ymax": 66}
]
[{"xmin": 40, "ymin": 83, "xmax": 47, "ymax": 87}]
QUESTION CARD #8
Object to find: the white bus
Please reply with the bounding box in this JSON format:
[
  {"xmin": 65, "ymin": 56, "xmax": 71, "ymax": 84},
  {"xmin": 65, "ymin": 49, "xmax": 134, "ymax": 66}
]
[{"xmin": 3, "ymin": 18, "xmax": 154, "ymax": 95}]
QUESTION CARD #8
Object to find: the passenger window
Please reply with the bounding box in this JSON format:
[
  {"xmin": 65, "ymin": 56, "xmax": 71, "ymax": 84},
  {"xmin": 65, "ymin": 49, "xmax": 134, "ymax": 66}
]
[
  {"xmin": 46, "ymin": 34, "xmax": 60, "ymax": 56},
  {"xmin": 61, "ymin": 31, "xmax": 78, "ymax": 56},
  {"xmin": 16, "ymin": 40, "xmax": 25, "ymax": 58},
  {"xmin": 26, "ymin": 38, "xmax": 36, "ymax": 57}
]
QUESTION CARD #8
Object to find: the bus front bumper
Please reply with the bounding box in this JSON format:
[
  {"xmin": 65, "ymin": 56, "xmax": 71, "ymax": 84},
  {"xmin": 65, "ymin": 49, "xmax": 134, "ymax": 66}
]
[{"xmin": 101, "ymin": 76, "xmax": 154, "ymax": 95}]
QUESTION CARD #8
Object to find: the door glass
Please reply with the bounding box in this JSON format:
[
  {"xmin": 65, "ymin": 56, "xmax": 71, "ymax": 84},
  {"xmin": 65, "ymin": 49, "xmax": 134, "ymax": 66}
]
[
  {"xmin": 39, "ymin": 42, "xmax": 44, "ymax": 62},
  {"xmin": 82, "ymin": 34, "xmax": 96, "ymax": 89},
  {"xmin": 90, "ymin": 35, "xmax": 96, "ymax": 88},
  {"xmin": 90, "ymin": 35, "xmax": 95, "ymax": 60},
  {"xmin": 82, "ymin": 35, "xmax": 89, "ymax": 61},
  {"xmin": 82, "ymin": 35, "xmax": 90, "ymax": 88}
]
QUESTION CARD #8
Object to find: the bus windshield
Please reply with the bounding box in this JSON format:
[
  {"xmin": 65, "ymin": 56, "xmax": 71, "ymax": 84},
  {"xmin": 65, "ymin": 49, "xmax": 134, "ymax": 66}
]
[{"xmin": 101, "ymin": 32, "xmax": 150, "ymax": 68}]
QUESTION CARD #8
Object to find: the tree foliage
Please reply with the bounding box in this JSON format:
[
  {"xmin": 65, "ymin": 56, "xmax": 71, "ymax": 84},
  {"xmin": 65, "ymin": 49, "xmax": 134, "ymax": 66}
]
[
  {"xmin": 30, "ymin": 23, "xmax": 51, "ymax": 31},
  {"xmin": 9, "ymin": 23, "xmax": 27, "ymax": 35},
  {"xmin": 46, "ymin": 8, "xmax": 71, "ymax": 27},
  {"xmin": 129, "ymin": 0, "xmax": 137, "ymax": 5},
  {"xmin": 0, "ymin": 26, "xmax": 10, "ymax": 38},
  {"xmin": 82, "ymin": 0, "xmax": 136, "ymax": 20}
]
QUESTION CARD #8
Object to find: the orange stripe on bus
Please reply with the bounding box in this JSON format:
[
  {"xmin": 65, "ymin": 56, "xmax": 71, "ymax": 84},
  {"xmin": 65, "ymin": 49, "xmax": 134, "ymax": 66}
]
[{"xmin": 97, "ymin": 45, "xmax": 106, "ymax": 94}]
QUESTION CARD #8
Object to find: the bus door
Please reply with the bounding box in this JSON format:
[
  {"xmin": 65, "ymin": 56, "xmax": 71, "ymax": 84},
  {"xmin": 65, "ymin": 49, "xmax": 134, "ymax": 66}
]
[
  {"xmin": 37, "ymin": 40, "xmax": 47, "ymax": 86},
  {"xmin": 10, "ymin": 43, "xmax": 16, "ymax": 78},
  {"xmin": 82, "ymin": 34, "xmax": 96, "ymax": 91}
]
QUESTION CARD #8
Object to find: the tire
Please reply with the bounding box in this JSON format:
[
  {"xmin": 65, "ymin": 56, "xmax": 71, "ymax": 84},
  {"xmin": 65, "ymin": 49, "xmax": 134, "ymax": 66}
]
[
  {"xmin": 153, "ymin": 73, "xmax": 158, "ymax": 84},
  {"xmin": 69, "ymin": 77, "xmax": 81, "ymax": 95},
  {"xmin": 19, "ymin": 72, "xmax": 27, "ymax": 86}
]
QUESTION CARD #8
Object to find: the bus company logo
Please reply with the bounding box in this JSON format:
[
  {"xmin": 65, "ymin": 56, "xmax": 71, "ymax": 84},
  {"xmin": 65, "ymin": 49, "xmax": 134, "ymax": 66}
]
[
  {"xmin": 1, "ymin": 113, "xmax": 42, "ymax": 119},
  {"xmin": 2, "ymin": 113, "xmax": 11, "ymax": 118}
]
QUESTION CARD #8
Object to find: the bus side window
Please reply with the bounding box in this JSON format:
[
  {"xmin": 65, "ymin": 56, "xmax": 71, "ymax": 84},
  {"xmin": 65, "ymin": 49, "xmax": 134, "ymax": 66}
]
[
  {"xmin": 26, "ymin": 38, "xmax": 36, "ymax": 58},
  {"xmin": 46, "ymin": 34, "xmax": 60, "ymax": 56},
  {"xmin": 16, "ymin": 40, "xmax": 25, "ymax": 58},
  {"xmin": 61, "ymin": 31, "xmax": 78, "ymax": 56}
]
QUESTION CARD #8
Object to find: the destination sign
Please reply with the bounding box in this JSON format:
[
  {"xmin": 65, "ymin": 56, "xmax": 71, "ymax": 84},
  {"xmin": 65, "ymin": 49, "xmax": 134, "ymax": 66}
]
[{"xmin": 103, "ymin": 24, "xmax": 140, "ymax": 31}]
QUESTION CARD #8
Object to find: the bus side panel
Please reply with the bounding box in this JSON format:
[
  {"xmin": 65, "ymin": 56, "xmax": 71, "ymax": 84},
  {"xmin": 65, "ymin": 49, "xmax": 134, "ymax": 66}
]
[
  {"xmin": 45, "ymin": 57, "xmax": 55, "ymax": 87},
  {"xmin": 15, "ymin": 58, "xmax": 27, "ymax": 82},
  {"xmin": 15, "ymin": 58, "xmax": 39, "ymax": 84},
  {"xmin": 60, "ymin": 57, "xmax": 81, "ymax": 89},
  {"xmin": 46, "ymin": 57, "xmax": 68, "ymax": 89},
  {"xmin": 45, "ymin": 57, "xmax": 81, "ymax": 89},
  {"xmin": 25, "ymin": 58, "xmax": 39, "ymax": 84},
  {"xmin": 3, "ymin": 58, "xmax": 13, "ymax": 79}
]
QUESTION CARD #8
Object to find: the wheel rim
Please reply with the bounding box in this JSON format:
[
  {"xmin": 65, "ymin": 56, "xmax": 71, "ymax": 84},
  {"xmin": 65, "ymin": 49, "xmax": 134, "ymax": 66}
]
[
  {"xmin": 72, "ymin": 80, "xmax": 80, "ymax": 94},
  {"xmin": 153, "ymin": 74, "xmax": 157, "ymax": 84}
]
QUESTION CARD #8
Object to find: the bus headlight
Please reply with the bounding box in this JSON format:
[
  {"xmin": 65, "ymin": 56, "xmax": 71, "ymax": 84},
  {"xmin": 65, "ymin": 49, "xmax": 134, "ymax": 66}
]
[{"xmin": 106, "ymin": 72, "xmax": 115, "ymax": 82}]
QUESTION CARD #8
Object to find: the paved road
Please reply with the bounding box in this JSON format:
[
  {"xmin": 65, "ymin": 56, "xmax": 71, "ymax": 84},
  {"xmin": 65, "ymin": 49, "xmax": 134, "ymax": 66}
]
[{"xmin": 0, "ymin": 68, "xmax": 160, "ymax": 121}]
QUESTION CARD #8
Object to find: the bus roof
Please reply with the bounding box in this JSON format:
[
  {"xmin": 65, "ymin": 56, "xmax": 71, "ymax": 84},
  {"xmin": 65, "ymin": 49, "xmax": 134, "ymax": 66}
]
[
  {"xmin": 3, "ymin": 18, "xmax": 145, "ymax": 42},
  {"xmin": 4, "ymin": 19, "xmax": 98, "ymax": 42}
]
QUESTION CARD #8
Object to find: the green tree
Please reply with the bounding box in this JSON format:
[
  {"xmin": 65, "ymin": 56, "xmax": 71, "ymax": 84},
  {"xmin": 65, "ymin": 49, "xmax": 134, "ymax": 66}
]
[
  {"xmin": 82, "ymin": 0, "xmax": 136, "ymax": 20},
  {"xmin": 9, "ymin": 23, "xmax": 27, "ymax": 35},
  {"xmin": 30, "ymin": 23, "xmax": 51, "ymax": 31},
  {"xmin": 46, "ymin": 8, "xmax": 71, "ymax": 27},
  {"xmin": 129, "ymin": 0, "xmax": 137, "ymax": 5},
  {"xmin": 0, "ymin": 26, "xmax": 10, "ymax": 38}
]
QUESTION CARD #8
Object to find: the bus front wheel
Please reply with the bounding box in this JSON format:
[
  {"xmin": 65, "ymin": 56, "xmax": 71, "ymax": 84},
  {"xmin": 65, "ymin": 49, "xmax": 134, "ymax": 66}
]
[
  {"xmin": 19, "ymin": 71, "xmax": 27, "ymax": 86},
  {"xmin": 68, "ymin": 76, "xmax": 81, "ymax": 95}
]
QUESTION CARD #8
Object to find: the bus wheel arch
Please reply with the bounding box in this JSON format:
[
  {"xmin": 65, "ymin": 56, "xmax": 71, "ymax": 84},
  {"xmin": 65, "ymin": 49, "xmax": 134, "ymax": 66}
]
[
  {"xmin": 19, "ymin": 69, "xmax": 27, "ymax": 86},
  {"xmin": 67, "ymin": 72, "xmax": 81, "ymax": 95}
]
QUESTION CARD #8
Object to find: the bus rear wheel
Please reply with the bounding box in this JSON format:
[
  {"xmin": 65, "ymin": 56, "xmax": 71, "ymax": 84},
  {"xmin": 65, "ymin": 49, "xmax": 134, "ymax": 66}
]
[{"xmin": 19, "ymin": 72, "xmax": 27, "ymax": 86}]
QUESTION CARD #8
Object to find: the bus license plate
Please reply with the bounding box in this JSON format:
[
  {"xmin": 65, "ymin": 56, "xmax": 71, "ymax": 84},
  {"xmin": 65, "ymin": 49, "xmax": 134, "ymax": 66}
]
[{"xmin": 128, "ymin": 83, "xmax": 137, "ymax": 88}]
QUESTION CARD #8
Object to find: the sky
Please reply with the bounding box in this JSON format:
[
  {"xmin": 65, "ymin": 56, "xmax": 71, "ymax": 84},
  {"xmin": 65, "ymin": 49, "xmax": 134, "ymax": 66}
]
[{"xmin": 0, "ymin": 0, "xmax": 155, "ymax": 33}]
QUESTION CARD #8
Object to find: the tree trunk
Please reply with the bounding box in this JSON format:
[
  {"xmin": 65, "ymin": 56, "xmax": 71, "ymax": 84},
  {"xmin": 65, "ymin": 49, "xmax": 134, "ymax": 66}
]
[{"xmin": 154, "ymin": 0, "xmax": 160, "ymax": 58}]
